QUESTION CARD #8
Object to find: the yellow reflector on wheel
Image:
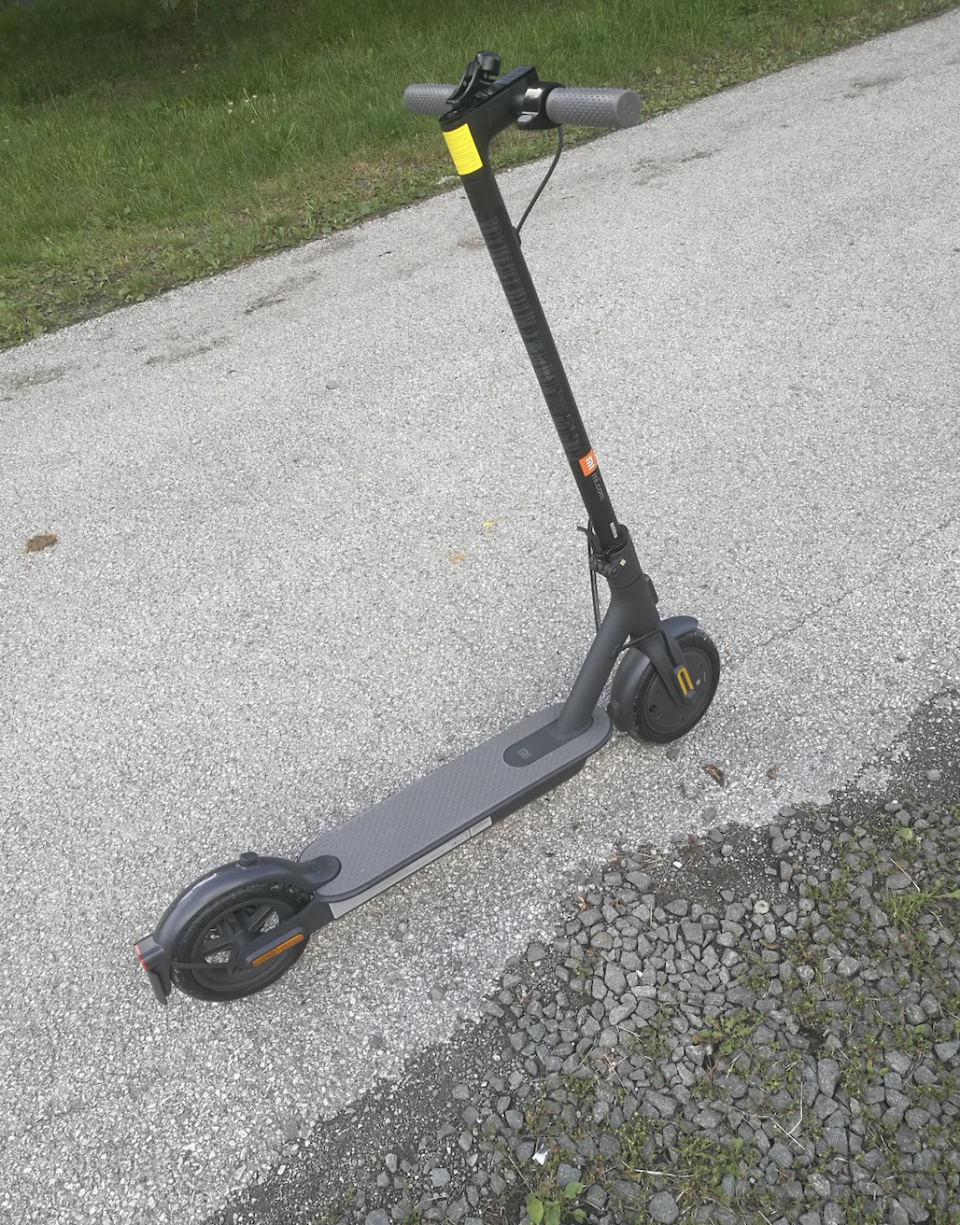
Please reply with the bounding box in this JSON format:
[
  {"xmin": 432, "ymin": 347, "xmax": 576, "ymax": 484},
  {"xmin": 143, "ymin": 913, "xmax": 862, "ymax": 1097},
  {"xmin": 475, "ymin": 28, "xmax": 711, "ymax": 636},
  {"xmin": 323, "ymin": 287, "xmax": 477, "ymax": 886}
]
[{"xmin": 250, "ymin": 932, "xmax": 306, "ymax": 967}]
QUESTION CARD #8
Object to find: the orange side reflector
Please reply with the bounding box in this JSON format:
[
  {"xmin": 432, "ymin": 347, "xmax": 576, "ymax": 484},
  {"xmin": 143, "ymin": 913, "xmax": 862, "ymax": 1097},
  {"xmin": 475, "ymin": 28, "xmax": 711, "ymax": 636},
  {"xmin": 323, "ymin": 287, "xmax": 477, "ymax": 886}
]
[{"xmin": 250, "ymin": 932, "xmax": 306, "ymax": 967}]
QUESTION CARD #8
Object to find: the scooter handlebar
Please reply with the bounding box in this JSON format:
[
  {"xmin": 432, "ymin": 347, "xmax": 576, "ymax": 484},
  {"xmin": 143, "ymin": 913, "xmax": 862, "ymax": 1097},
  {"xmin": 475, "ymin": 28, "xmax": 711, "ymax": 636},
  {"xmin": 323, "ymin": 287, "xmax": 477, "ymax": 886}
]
[
  {"xmin": 544, "ymin": 86, "xmax": 640, "ymax": 129},
  {"xmin": 402, "ymin": 83, "xmax": 457, "ymax": 116},
  {"xmin": 402, "ymin": 82, "xmax": 641, "ymax": 129}
]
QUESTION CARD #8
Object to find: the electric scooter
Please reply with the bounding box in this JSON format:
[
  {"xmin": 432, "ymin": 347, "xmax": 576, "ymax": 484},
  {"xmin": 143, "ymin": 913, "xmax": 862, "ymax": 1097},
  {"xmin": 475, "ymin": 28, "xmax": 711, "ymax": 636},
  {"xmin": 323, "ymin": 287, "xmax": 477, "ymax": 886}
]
[{"xmin": 134, "ymin": 53, "xmax": 720, "ymax": 1006}]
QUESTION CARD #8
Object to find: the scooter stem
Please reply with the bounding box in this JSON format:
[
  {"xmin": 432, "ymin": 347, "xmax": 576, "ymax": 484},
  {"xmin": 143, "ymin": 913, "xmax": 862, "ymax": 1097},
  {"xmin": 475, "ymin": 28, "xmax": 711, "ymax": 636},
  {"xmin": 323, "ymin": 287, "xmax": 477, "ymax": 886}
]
[
  {"xmin": 440, "ymin": 74, "xmax": 690, "ymax": 723},
  {"xmin": 450, "ymin": 132, "xmax": 625, "ymax": 552}
]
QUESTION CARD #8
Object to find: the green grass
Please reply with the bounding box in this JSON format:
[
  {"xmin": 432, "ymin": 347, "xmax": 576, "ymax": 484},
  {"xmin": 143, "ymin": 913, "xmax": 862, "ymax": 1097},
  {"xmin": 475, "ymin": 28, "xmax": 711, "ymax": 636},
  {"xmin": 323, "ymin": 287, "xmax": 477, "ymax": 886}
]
[{"xmin": 1, "ymin": 0, "xmax": 958, "ymax": 347}]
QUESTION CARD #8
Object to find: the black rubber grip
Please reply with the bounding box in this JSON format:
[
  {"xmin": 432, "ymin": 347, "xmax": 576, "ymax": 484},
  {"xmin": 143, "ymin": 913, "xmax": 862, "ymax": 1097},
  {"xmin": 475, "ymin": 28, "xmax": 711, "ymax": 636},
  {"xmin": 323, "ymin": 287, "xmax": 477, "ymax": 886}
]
[
  {"xmin": 544, "ymin": 87, "xmax": 640, "ymax": 129},
  {"xmin": 403, "ymin": 84, "xmax": 457, "ymax": 116}
]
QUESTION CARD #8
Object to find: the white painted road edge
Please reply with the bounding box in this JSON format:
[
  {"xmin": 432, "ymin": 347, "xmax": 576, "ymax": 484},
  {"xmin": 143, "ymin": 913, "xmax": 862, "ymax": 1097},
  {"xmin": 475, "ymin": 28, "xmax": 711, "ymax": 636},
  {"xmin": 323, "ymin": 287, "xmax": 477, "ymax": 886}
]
[{"xmin": 1, "ymin": 14, "xmax": 959, "ymax": 1223}]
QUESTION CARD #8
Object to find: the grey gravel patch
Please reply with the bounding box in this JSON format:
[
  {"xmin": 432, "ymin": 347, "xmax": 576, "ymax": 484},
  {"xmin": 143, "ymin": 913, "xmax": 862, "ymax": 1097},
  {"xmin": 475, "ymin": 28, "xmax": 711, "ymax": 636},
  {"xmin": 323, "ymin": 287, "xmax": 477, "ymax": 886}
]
[
  {"xmin": 648, "ymin": 1190, "xmax": 680, "ymax": 1222},
  {"xmin": 205, "ymin": 689, "xmax": 960, "ymax": 1225}
]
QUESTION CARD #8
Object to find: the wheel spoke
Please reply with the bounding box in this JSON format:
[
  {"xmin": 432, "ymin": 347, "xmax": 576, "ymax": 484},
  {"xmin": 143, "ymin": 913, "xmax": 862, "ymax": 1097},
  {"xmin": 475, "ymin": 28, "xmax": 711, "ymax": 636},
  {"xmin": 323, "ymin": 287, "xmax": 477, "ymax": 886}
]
[
  {"xmin": 244, "ymin": 903, "xmax": 277, "ymax": 933},
  {"xmin": 199, "ymin": 911, "xmax": 246, "ymax": 965},
  {"xmin": 201, "ymin": 930, "xmax": 234, "ymax": 956}
]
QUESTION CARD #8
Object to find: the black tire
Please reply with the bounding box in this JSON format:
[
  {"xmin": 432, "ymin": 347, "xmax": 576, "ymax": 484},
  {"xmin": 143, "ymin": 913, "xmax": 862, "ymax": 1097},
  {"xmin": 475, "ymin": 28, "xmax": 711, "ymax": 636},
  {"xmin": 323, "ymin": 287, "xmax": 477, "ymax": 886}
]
[
  {"xmin": 170, "ymin": 882, "xmax": 310, "ymax": 1002},
  {"xmin": 628, "ymin": 628, "xmax": 720, "ymax": 744}
]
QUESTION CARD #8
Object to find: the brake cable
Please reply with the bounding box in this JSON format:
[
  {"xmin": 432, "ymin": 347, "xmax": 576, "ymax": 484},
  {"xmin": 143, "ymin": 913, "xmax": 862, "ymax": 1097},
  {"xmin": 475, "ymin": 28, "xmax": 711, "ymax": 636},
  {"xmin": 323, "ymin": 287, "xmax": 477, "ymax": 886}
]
[{"xmin": 515, "ymin": 125, "xmax": 564, "ymax": 243}]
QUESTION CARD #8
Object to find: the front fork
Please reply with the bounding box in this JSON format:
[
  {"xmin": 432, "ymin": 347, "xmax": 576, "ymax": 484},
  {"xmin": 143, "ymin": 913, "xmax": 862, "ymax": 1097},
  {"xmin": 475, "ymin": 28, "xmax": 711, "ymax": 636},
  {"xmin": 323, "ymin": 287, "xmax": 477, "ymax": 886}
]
[{"xmin": 555, "ymin": 525, "xmax": 697, "ymax": 739}]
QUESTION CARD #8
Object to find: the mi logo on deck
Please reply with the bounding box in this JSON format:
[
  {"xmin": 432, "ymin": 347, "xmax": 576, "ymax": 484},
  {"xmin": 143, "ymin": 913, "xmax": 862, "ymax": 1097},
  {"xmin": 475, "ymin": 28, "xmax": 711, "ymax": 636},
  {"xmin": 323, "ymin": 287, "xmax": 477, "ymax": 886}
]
[
  {"xmin": 578, "ymin": 450, "xmax": 598, "ymax": 476},
  {"xmin": 676, "ymin": 666, "xmax": 694, "ymax": 696}
]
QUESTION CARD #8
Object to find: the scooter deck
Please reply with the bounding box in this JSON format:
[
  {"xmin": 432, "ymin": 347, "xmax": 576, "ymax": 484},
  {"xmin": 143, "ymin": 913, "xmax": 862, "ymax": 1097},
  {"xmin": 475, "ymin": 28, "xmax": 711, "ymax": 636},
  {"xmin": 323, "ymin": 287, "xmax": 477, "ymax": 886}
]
[{"xmin": 299, "ymin": 704, "xmax": 611, "ymax": 915}]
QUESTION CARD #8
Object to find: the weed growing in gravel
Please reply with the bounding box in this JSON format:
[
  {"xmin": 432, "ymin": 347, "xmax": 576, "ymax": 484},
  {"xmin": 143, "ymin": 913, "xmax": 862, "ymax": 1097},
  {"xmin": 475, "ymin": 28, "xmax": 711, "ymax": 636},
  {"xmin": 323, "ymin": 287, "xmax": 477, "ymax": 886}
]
[
  {"xmin": 693, "ymin": 1010, "xmax": 760, "ymax": 1058},
  {"xmin": 836, "ymin": 1194, "xmax": 885, "ymax": 1225},
  {"xmin": 882, "ymin": 881, "xmax": 960, "ymax": 926},
  {"xmin": 525, "ymin": 1180, "xmax": 586, "ymax": 1225},
  {"xmin": 737, "ymin": 955, "xmax": 770, "ymax": 996},
  {"xmin": 598, "ymin": 1111, "xmax": 780, "ymax": 1220},
  {"xmin": 311, "ymin": 1190, "xmax": 356, "ymax": 1225}
]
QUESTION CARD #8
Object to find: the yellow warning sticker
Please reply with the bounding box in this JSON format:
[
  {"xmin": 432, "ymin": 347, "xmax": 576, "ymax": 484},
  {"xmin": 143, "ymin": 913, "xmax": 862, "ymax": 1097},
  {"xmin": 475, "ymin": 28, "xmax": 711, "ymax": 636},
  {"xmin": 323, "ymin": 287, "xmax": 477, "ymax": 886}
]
[{"xmin": 443, "ymin": 125, "xmax": 483, "ymax": 176}]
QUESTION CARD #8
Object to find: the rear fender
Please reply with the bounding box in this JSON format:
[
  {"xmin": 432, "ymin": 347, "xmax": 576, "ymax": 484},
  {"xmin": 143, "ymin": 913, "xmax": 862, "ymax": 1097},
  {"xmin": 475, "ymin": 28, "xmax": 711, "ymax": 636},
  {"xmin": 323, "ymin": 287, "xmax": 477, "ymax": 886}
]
[{"xmin": 134, "ymin": 853, "xmax": 340, "ymax": 1004}]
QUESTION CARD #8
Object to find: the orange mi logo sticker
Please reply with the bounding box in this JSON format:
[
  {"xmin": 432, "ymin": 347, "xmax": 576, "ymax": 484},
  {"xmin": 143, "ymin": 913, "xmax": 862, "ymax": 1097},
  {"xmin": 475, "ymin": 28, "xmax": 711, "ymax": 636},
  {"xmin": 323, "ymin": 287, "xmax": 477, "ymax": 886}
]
[
  {"xmin": 676, "ymin": 666, "xmax": 694, "ymax": 696},
  {"xmin": 579, "ymin": 450, "xmax": 598, "ymax": 476}
]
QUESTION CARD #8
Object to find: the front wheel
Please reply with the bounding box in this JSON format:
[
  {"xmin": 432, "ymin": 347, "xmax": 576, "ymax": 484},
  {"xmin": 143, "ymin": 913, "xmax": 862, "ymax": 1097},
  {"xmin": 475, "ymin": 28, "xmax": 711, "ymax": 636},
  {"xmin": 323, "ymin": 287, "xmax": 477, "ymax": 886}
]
[
  {"xmin": 170, "ymin": 882, "xmax": 310, "ymax": 1001},
  {"xmin": 626, "ymin": 627, "xmax": 720, "ymax": 744}
]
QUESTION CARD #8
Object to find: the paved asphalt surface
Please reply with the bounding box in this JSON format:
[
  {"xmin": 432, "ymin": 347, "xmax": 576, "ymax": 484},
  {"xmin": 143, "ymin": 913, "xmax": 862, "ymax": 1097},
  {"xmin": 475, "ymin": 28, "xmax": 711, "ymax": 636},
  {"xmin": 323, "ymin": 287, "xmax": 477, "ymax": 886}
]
[{"xmin": 2, "ymin": 14, "xmax": 959, "ymax": 1224}]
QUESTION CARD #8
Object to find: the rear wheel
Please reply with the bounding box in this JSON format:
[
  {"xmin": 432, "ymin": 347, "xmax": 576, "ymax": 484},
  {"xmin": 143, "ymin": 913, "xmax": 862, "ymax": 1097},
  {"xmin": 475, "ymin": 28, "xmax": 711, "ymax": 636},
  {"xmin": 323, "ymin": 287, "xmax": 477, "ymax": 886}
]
[
  {"xmin": 170, "ymin": 882, "xmax": 310, "ymax": 1001},
  {"xmin": 627, "ymin": 628, "xmax": 720, "ymax": 744}
]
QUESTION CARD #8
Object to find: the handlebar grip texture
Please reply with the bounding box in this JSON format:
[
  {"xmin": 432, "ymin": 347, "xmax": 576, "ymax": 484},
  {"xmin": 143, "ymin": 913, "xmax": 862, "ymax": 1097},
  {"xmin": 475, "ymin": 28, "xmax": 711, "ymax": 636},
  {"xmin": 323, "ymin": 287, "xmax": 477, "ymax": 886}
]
[
  {"xmin": 403, "ymin": 84, "xmax": 457, "ymax": 116},
  {"xmin": 544, "ymin": 87, "xmax": 640, "ymax": 129}
]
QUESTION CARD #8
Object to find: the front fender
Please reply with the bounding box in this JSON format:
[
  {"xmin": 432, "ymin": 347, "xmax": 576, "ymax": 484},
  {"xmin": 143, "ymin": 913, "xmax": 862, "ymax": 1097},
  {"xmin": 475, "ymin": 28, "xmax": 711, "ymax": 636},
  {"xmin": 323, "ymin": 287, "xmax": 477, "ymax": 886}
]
[
  {"xmin": 609, "ymin": 615, "xmax": 698, "ymax": 733},
  {"xmin": 134, "ymin": 852, "xmax": 340, "ymax": 1004}
]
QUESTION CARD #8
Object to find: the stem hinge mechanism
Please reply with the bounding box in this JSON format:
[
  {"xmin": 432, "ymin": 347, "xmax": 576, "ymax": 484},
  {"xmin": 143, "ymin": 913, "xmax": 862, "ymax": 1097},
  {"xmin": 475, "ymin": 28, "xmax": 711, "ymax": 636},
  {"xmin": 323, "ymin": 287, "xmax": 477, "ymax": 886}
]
[{"xmin": 578, "ymin": 523, "xmax": 650, "ymax": 591}]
